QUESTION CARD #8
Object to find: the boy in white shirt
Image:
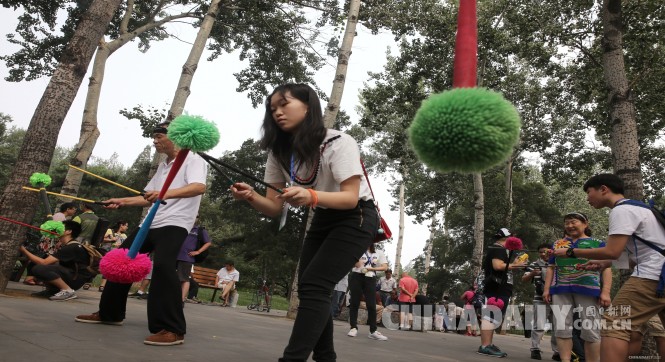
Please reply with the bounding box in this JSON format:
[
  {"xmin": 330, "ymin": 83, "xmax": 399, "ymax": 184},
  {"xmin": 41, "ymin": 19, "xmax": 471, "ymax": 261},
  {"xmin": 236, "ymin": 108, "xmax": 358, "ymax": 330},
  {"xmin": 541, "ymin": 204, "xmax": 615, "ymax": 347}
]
[{"xmin": 553, "ymin": 174, "xmax": 665, "ymax": 362}]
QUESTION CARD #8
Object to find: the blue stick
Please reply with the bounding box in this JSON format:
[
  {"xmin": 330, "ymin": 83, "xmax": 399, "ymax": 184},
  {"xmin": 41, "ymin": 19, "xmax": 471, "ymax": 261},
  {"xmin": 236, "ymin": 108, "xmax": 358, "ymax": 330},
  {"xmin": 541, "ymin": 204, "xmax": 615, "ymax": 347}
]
[{"xmin": 127, "ymin": 200, "xmax": 162, "ymax": 258}]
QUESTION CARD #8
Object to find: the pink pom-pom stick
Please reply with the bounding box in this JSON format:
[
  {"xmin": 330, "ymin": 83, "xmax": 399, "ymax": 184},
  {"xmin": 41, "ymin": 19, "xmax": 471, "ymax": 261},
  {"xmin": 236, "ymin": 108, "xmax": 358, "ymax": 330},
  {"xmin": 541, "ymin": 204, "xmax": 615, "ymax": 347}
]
[
  {"xmin": 99, "ymin": 248, "xmax": 152, "ymax": 283},
  {"xmin": 453, "ymin": 0, "xmax": 477, "ymax": 88},
  {"xmin": 505, "ymin": 236, "xmax": 523, "ymax": 251}
]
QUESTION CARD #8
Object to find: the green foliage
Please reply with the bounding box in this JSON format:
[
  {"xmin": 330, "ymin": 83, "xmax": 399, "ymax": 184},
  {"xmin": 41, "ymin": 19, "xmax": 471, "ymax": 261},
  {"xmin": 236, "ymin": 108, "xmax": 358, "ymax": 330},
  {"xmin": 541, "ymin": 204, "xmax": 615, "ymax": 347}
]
[
  {"xmin": 409, "ymin": 88, "xmax": 521, "ymax": 173},
  {"xmin": 206, "ymin": 0, "xmax": 341, "ymax": 106},
  {"xmin": 0, "ymin": 116, "xmax": 23, "ymax": 191},
  {"xmin": 29, "ymin": 172, "xmax": 52, "ymax": 187},
  {"xmin": 119, "ymin": 105, "xmax": 168, "ymax": 139},
  {"xmin": 168, "ymin": 115, "xmax": 220, "ymax": 152},
  {"xmin": 1, "ymin": 0, "xmax": 181, "ymax": 81}
]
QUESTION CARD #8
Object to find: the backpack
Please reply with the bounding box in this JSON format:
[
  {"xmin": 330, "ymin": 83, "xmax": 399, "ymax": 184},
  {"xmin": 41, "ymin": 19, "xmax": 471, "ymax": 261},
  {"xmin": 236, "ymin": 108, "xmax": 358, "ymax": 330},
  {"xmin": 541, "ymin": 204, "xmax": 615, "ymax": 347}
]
[
  {"xmin": 69, "ymin": 241, "xmax": 106, "ymax": 281},
  {"xmin": 89, "ymin": 217, "xmax": 110, "ymax": 248},
  {"xmin": 194, "ymin": 226, "xmax": 209, "ymax": 264}
]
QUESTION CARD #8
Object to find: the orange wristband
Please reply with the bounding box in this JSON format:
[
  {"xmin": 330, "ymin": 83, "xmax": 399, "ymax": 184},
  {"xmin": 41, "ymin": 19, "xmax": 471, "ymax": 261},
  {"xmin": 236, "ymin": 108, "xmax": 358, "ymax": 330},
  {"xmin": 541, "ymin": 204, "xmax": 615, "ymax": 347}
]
[{"xmin": 307, "ymin": 188, "xmax": 318, "ymax": 208}]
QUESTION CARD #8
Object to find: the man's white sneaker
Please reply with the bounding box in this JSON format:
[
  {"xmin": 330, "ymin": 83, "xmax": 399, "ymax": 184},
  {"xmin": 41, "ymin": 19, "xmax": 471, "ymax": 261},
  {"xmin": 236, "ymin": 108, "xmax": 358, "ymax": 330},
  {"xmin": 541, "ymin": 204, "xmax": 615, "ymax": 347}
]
[
  {"xmin": 347, "ymin": 328, "xmax": 358, "ymax": 337},
  {"xmin": 368, "ymin": 331, "xmax": 388, "ymax": 341},
  {"xmin": 49, "ymin": 290, "xmax": 77, "ymax": 301}
]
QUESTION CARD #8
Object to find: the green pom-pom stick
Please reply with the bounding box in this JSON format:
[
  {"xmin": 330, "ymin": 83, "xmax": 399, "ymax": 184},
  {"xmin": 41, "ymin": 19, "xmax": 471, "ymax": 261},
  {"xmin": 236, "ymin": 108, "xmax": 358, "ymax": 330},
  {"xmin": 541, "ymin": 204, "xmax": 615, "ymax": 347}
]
[
  {"xmin": 0, "ymin": 215, "xmax": 59, "ymax": 236},
  {"xmin": 40, "ymin": 220, "xmax": 65, "ymax": 238},
  {"xmin": 408, "ymin": 0, "xmax": 520, "ymax": 173},
  {"xmin": 29, "ymin": 173, "xmax": 52, "ymax": 188},
  {"xmin": 168, "ymin": 115, "xmax": 220, "ymax": 152},
  {"xmin": 29, "ymin": 172, "xmax": 54, "ymax": 218},
  {"xmin": 409, "ymin": 88, "xmax": 520, "ymax": 172}
]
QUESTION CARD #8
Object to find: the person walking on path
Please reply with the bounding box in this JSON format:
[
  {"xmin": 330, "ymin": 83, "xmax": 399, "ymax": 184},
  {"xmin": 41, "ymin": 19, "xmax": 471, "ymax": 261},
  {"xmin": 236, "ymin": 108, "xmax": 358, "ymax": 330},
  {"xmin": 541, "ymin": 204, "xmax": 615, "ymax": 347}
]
[{"xmin": 230, "ymin": 83, "xmax": 379, "ymax": 361}]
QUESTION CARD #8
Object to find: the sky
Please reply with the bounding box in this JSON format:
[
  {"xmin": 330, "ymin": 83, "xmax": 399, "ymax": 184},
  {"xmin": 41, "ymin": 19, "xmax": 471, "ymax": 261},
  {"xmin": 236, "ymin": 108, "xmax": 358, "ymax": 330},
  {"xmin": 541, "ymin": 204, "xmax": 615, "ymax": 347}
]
[{"xmin": 0, "ymin": 8, "xmax": 430, "ymax": 267}]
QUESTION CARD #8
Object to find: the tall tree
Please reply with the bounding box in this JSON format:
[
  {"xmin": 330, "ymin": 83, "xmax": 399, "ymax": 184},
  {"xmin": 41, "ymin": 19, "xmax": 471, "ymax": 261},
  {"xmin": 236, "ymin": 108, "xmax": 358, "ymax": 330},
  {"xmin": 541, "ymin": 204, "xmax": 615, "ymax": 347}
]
[
  {"xmin": 61, "ymin": 1, "xmax": 200, "ymax": 197},
  {"xmin": 602, "ymin": 0, "xmax": 643, "ymax": 200},
  {"xmin": 166, "ymin": 0, "xmax": 222, "ymax": 121},
  {"xmin": 0, "ymin": 0, "xmax": 124, "ymax": 292}
]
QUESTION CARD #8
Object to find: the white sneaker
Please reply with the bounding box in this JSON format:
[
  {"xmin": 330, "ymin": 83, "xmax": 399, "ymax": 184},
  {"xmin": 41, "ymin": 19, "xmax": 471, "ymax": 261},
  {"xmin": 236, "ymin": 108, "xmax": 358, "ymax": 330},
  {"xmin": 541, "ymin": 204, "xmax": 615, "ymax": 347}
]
[
  {"xmin": 49, "ymin": 289, "xmax": 77, "ymax": 301},
  {"xmin": 347, "ymin": 328, "xmax": 358, "ymax": 337},
  {"xmin": 368, "ymin": 331, "xmax": 388, "ymax": 341}
]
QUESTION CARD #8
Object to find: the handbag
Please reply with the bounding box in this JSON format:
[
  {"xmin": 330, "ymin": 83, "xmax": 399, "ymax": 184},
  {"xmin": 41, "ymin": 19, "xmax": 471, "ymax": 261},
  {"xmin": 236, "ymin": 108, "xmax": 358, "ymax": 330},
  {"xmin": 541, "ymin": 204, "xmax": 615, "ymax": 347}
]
[{"xmin": 360, "ymin": 159, "xmax": 393, "ymax": 242}]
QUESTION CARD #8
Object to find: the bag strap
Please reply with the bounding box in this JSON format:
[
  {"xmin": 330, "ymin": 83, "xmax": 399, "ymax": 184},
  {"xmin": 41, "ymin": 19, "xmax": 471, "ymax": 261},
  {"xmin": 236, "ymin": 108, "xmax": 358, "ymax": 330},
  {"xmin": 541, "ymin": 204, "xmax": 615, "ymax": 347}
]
[
  {"xmin": 363, "ymin": 251, "xmax": 373, "ymax": 267},
  {"xmin": 615, "ymin": 200, "xmax": 665, "ymax": 253},
  {"xmin": 360, "ymin": 159, "xmax": 380, "ymax": 213}
]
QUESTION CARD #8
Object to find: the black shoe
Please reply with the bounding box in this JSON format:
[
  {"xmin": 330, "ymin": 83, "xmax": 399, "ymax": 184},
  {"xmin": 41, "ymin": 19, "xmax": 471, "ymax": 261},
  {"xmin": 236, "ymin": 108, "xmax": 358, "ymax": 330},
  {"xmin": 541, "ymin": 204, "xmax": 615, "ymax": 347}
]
[
  {"xmin": 31, "ymin": 290, "xmax": 54, "ymax": 298},
  {"xmin": 531, "ymin": 350, "xmax": 542, "ymax": 360},
  {"xmin": 551, "ymin": 352, "xmax": 561, "ymax": 361}
]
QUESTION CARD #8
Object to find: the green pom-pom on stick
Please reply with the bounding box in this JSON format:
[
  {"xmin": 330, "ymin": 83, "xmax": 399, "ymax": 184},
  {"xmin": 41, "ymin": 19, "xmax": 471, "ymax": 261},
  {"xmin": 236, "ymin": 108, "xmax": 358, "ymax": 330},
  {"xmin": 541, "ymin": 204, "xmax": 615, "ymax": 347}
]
[
  {"xmin": 168, "ymin": 115, "xmax": 220, "ymax": 152},
  {"xmin": 409, "ymin": 87, "xmax": 521, "ymax": 173},
  {"xmin": 29, "ymin": 173, "xmax": 52, "ymax": 187},
  {"xmin": 40, "ymin": 220, "xmax": 64, "ymax": 237}
]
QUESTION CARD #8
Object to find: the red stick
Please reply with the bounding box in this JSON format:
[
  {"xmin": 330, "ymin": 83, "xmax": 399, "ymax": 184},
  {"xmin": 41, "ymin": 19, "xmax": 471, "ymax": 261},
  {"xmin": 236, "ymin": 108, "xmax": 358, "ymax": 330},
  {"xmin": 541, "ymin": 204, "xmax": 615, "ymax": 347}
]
[
  {"xmin": 157, "ymin": 149, "xmax": 191, "ymax": 200},
  {"xmin": 0, "ymin": 215, "xmax": 59, "ymax": 235},
  {"xmin": 452, "ymin": 0, "xmax": 477, "ymax": 88}
]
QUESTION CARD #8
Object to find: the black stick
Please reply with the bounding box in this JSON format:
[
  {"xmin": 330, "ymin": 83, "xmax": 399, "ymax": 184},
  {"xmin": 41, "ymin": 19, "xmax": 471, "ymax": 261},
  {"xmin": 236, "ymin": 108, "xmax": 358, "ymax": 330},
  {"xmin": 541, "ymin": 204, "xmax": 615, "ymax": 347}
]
[
  {"xmin": 198, "ymin": 152, "xmax": 284, "ymax": 194},
  {"xmin": 202, "ymin": 157, "xmax": 235, "ymax": 187}
]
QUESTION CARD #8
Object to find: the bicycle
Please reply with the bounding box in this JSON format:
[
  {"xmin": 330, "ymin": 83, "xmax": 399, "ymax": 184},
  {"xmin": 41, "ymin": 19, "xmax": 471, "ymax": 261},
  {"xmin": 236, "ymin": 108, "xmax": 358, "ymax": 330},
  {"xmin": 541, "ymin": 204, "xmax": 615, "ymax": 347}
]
[{"xmin": 247, "ymin": 278, "xmax": 272, "ymax": 312}]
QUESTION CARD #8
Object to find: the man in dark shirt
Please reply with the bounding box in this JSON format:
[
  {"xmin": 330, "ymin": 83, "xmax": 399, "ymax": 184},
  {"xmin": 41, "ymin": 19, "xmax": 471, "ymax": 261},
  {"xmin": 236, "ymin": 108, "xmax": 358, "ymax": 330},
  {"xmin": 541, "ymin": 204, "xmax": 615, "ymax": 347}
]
[
  {"xmin": 477, "ymin": 228, "xmax": 526, "ymax": 358},
  {"xmin": 19, "ymin": 220, "xmax": 92, "ymax": 301}
]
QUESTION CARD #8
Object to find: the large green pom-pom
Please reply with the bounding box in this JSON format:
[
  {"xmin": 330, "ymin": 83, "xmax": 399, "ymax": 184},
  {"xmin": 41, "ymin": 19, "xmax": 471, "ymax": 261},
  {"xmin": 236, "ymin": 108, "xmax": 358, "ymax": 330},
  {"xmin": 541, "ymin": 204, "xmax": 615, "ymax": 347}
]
[
  {"xmin": 409, "ymin": 87, "xmax": 521, "ymax": 173},
  {"xmin": 40, "ymin": 220, "xmax": 64, "ymax": 237},
  {"xmin": 168, "ymin": 115, "xmax": 220, "ymax": 152},
  {"xmin": 29, "ymin": 173, "xmax": 52, "ymax": 187}
]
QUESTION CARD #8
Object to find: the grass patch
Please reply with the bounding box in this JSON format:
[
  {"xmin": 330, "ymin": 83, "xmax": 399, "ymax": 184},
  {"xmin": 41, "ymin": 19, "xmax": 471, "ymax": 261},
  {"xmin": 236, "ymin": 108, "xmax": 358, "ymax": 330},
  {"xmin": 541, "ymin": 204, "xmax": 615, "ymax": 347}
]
[
  {"xmin": 87, "ymin": 275, "xmax": 289, "ymax": 311},
  {"xmin": 195, "ymin": 287, "xmax": 289, "ymax": 311}
]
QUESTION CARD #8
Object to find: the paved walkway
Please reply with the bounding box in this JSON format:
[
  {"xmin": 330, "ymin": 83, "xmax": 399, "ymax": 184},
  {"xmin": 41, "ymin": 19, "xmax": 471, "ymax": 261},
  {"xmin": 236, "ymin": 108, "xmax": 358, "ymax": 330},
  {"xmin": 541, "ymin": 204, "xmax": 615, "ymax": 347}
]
[{"xmin": 0, "ymin": 282, "xmax": 554, "ymax": 361}]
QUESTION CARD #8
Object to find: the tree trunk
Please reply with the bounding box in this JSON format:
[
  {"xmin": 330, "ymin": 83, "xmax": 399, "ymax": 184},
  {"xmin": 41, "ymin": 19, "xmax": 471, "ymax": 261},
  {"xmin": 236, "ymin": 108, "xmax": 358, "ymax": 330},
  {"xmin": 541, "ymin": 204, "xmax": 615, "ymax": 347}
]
[
  {"xmin": 62, "ymin": 8, "xmax": 197, "ymax": 197},
  {"xmin": 471, "ymin": 173, "xmax": 484, "ymax": 278},
  {"xmin": 394, "ymin": 183, "xmax": 405, "ymax": 276},
  {"xmin": 142, "ymin": 0, "xmax": 221, "ymax": 215},
  {"xmin": 602, "ymin": 0, "xmax": 643, "ymax": 201},
  {"xmin": 60, "ymin": 40, "xmax": 108, "ymax": 196},
  {"xmin": 503, "ymin": 158, "xmax": 513, "ymax": 226},
  {"xmin": 286, "ymin": 1, "xmax": 361, "ymax": 318},
  {"xmin": 0, "ymin": 0, "xmax": 123, "ymax": 293},
  {"xmin": 421, "ymin": 216, "xmax": 437, "ymax": 295},
  {"xmin": 602, "ymin": 0, "xmax": 653, "ymax": 356},
  {"xmin": 322, "ymin": 0, "xmax": 360, "ymax": 128},
  {"xmin": 167, "ymin": 0, "xmax": 224, "ymax": 122}
]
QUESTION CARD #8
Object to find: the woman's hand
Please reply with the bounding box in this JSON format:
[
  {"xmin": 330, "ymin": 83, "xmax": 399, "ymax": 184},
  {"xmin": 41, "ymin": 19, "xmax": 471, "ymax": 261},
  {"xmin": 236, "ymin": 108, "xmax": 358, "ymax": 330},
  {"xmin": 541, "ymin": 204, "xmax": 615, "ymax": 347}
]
[
  {"xmin": 581, "ymin": 260, "xmax": 612, "ymax": 271},
  {"xmin": 278, "ymin": 186, "xmax": 313, "ymax": 208},
  {"xmin": 542, "ymin": 288, "xmax": 551, "ymax": 304},
  {"xmin": 599, "ymin": 291, "xmax": 611, "ymax": 308},
  {"xmin": 230, "ymin": 182, "xmax": 255, "ymax": 202}
]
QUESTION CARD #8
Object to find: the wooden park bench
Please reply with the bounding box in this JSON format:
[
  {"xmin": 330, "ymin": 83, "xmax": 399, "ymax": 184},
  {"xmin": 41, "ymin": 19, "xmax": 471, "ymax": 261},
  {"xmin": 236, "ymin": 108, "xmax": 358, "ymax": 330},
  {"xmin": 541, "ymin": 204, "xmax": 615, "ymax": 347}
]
[{"xmin": 191, "ymin": 266, "xmax": 222, "ymax": 302}]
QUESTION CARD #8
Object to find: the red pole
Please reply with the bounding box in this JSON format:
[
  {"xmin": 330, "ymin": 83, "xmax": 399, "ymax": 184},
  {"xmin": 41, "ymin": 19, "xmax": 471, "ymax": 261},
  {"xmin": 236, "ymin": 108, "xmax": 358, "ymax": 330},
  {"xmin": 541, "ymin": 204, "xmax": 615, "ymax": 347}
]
[{"xmin": 452, "ymin": 0, "xmax": 477, "ymax": 88}]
